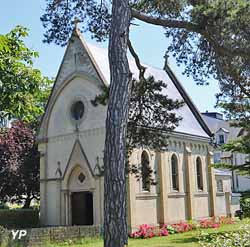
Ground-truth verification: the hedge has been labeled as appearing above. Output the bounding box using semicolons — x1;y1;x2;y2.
0;209;39;229
241;197;250;218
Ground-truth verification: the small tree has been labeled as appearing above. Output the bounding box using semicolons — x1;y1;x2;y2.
0;121;39;208
0;26;52;123
0;26;52;208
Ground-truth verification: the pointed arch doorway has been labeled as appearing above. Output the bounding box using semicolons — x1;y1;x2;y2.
71;191;93;225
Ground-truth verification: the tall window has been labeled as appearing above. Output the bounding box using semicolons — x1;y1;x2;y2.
141;151;150;192
196;157;203;190
218;134;225;144
216;180;223;192
171;154;179;191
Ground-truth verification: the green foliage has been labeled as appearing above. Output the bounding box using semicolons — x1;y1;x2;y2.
166;225;176;234
92;76;183;153
127;76;183;152
199;221;250;247
0;225;8;246
241;198;250;218
213;136;250;176
41;1;250;86
0;209;39;229
92;76;184;183
0;203;9;210
0;26;52;123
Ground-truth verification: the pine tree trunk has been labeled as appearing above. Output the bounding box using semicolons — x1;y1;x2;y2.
104;1;131;247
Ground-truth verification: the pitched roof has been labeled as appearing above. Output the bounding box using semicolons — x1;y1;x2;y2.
86;42;211;138
202;114;242;140
39;28;212;140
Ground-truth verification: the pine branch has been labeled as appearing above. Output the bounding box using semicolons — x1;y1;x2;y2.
127;39;146;80
131;9;249;59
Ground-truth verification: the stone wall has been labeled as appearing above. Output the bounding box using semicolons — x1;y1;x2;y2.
9;225;101;246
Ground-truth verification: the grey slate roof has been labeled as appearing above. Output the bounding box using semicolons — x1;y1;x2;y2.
86;42;211;138
202;114;242;140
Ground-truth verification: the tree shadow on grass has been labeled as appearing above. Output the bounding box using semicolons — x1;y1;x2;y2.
169;236;199;244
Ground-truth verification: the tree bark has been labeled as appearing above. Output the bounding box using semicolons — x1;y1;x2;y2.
104;1;131;247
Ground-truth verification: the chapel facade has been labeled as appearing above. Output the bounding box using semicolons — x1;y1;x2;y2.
38;28;233;230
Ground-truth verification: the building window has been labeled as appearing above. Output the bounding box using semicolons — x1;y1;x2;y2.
141;151;150;192
71;101;85;121
216;180;223;192
218;134;225;144
171;154;179;191
196;157;203;191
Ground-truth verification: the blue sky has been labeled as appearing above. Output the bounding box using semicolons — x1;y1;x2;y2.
1;1;220;112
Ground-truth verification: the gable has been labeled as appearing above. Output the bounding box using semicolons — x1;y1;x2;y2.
39;28;211;141
38;29;106;139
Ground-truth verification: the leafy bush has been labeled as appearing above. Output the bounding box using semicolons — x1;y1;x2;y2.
0;225;8;246
171;222;193;233
130;217;235;240
130;224;156;239
0;209;39;228
166;225;176;234
0;203;9;210
199;218;220;229
199;222;250;247
241;197;250;218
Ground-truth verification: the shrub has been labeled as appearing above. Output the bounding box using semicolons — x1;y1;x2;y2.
130;224;156;239
199;222;250;247
199;218;220;229
166;225;176;234
159;224;172;236
171;222;193;233
0;203;9;210
130;217;235;240
219;216;235;225
241;197;250;218
0;209;39;228
0;225;8;246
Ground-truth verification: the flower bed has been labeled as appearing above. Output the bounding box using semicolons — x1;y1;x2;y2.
130;217;235;239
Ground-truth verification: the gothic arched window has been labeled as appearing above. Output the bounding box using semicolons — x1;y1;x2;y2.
196;157;203;190
171;154;179;191
141;151;150;192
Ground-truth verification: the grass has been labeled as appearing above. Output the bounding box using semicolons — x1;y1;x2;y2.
47;222;244;247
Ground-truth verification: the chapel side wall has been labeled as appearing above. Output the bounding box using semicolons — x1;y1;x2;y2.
215;176;232;216
132;150;159;226
167;197;187;222
191;148;210;219
166;143;188;223
216;195;227;216
45;181;61;226
135;197;159;226
131;138;213;227
193;196;210;218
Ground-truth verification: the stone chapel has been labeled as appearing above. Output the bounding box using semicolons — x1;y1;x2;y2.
38;27;233;230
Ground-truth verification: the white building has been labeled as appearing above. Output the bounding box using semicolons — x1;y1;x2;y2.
202;112;250;192
37;28;236;228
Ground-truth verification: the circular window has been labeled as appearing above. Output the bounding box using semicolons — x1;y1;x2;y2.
71;101;85;121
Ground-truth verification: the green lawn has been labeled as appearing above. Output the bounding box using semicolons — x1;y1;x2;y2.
47;222;244;247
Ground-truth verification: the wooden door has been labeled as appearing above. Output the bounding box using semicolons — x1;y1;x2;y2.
71;192;93;225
